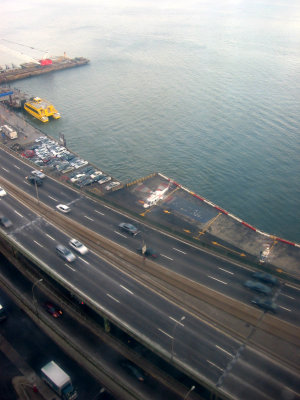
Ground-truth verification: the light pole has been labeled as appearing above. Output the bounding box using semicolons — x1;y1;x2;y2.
32;278;43;317
171;315;185;361
184;385;195;400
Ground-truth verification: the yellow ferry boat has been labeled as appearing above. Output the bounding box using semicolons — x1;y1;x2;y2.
24;97;60;123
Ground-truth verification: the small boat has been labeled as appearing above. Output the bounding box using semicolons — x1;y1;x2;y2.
24;97;60;123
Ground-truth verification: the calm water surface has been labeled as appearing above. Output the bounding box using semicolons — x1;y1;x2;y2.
2;0;300;242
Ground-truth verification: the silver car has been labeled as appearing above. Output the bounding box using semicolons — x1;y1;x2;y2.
56;244;76;262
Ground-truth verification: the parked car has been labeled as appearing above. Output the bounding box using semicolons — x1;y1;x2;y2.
119;222;139;236
251;297;277;313
121;361;146;382
44;301;63;318
56;204;71;213
69;239;88;255
21;149;35;158
31;170;46;179
0;186;7;197
56;244;76;262
98;176;111;185
90;171;103;179
105;181;120;191
252;272;279;286
243;280;271;295
0;216;12;228
26;175;43;186
137;247;159;259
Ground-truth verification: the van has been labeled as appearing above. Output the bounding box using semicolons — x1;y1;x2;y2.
1;125;18;140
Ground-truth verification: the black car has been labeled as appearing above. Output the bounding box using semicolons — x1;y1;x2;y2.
26;175;43;186
252;272;279;286
251;297;277;313
119;222;139;236
0;216;13;228
121;361;146;382
137;247;159;259
44;301;63;318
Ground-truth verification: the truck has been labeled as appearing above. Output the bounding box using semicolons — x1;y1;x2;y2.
41;361;77;400
1;124;18;139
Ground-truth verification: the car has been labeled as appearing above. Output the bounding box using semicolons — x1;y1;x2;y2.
26;175;43;186
69;238;88;255
21;149;35;158
243;280;271;295
56;244;76;262
98;176;111;185
105;181;120;191
0;186;7;197
137;247;159;259
44;301;63;318
70;174;85;183
121;361;146;382
119;222;139;236
31;170;46;179
56;204;71;213
93;174;105;182
0;216;13;228
251;297;277;313
252;272;279;286
90;171;103;179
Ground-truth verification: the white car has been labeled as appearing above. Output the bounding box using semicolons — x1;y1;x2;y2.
70;174;85;183
0;186;7;197
105;181;120;191
98;176;111;185
31;170;46;179
90;171;103;179
69;238;88;255
56;204;71;213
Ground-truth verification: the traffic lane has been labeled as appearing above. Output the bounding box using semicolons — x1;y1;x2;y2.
0;192;42;222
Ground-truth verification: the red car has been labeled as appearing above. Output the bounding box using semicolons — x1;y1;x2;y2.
21;149;35;158
44;302;63;318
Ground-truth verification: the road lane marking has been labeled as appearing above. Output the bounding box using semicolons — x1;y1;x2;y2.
216;345;233;357
2;167;9;172
33;240;43;248
14;210;23;217
207;360;224;372
172;248;186;255
161;254;173;261
208;275;228;285
84;216;94;221
218;267;234;275
169;316;185;327
106;293;120;303
114;231;127;238
79;256;90;265
158;328;173;339
120;285;134;295
64;263;76;271
24;181;30;186
285;284;300;291
48;195;58;201
14;165;21;170
279;306;292;312
281;293;295;300
45;234;55;241
94;210;105;216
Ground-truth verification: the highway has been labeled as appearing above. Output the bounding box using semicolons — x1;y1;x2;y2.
0;185;300;399
0;146;299;326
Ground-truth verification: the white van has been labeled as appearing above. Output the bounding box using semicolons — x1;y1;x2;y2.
1;124;18;139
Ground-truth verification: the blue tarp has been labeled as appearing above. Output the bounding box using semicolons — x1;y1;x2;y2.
0;91;13;98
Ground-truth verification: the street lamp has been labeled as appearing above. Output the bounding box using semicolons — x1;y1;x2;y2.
171;315;185;361
184;385;195;400
32;278;43;317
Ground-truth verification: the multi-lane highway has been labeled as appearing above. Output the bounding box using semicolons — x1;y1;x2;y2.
0;147;299;325
1;146;300;400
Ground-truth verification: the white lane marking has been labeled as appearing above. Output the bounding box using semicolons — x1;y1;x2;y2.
84;216;94;221
33;240;43;248
64;263;76;271
207;360;224;372
120;285;134;295
46;234;55;241
94;210;105;216
169;316;185;327
281;293;295;300
172;247;186;255
24;181;30;186
279;306;292;312
158;328;173;339
2;167;9;172
285;284;300;291
106;293;120;303
208;275;228;285
14;210;23;217
48;195;58;201
79;256;90;265
114;230;127;238
218;267;234;275
14;165;21;170
216;345;233;357
161;254;173;261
